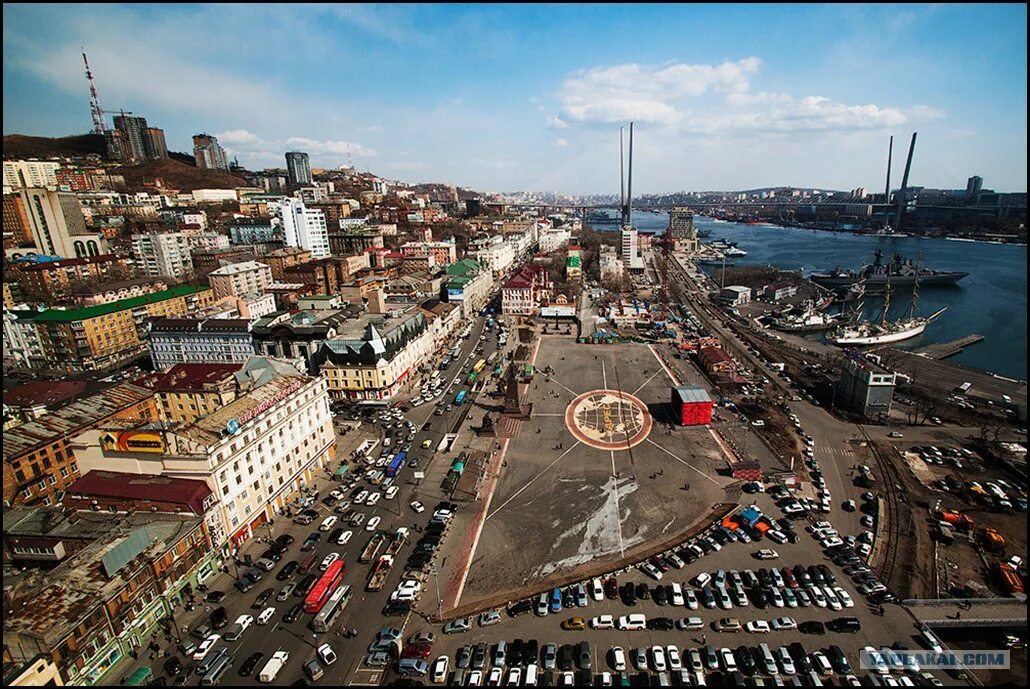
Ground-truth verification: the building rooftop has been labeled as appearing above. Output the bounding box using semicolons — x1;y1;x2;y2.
3;381;89;410
673;386;713;405
209;260;271;277
147;317;253;334
65;470;213;514
3;384;155;460
15;253;128;272
134;363;242;392
3;509;204;647
18;285;210;323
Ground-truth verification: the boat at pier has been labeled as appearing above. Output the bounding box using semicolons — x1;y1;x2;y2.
811;249;967;288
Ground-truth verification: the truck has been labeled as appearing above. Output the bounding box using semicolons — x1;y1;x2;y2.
385;528;409;556
366;554;395;592
258;650;289;683
454;390;467;406
769;362;785;372
994;563;1025;595
359;532;387;564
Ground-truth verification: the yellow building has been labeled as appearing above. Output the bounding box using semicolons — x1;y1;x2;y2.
22;285;214;372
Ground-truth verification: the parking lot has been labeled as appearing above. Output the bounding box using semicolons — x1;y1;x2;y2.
403;486;952;686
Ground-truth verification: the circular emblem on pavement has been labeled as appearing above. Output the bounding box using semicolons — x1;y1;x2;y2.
565;389;653;451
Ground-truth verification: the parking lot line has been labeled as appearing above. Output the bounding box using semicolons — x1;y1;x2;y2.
632;368;664;396
648;344;681;386
645;438;720;485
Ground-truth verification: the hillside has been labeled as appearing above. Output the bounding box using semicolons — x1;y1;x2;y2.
113;157;249;191
2;133;107;159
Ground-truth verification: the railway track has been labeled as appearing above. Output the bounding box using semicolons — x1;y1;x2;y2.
861;428;906;594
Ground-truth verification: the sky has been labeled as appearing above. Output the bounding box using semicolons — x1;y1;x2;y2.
3;4;1027;194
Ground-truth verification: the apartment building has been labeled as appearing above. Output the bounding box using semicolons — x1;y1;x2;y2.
444;258;493;317
134;363;244;423
11;285;215;372
146;318;255;370
279;198;329;258
72;358;337;551
3;160;61;190
468;235;515;277
12;254;132;305
3;508;211;686
18;187;108;259
2;383;160;507
131;232;194;280
320;297;437;402
399;239;457;267
208;260;273;300
501;264;552;315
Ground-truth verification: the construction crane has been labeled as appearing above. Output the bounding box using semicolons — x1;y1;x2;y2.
82;48;108;135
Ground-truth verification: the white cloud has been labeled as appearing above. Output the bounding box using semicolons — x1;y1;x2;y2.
546;115;569;129
553;138;568;147
559;58;761;125
283;137;377;157
215;129;261;145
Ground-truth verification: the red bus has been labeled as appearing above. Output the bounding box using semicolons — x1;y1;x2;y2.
303;560;345;613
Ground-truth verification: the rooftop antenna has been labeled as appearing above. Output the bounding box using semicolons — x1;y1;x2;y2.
894;132;917;233
82;48;108;135
883;135;893;229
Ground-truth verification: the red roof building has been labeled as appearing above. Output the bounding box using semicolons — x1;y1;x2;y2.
63;470;215;516
699;345;734;374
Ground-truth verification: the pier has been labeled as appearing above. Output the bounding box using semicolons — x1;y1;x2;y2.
913;334;985;360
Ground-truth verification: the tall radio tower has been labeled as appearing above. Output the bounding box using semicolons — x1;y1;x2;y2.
82;48;108;135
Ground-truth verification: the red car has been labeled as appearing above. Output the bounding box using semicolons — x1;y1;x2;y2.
650;556;671;573
401;642;433;659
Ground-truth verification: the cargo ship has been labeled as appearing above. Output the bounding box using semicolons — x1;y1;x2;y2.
811;249;967;288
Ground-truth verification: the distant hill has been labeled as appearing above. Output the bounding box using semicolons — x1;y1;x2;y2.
2;133;107;158
113;157;249;191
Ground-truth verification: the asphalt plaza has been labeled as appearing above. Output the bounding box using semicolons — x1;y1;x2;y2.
457;339;737;609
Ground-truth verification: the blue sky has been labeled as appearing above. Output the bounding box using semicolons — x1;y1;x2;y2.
3;4;1026;193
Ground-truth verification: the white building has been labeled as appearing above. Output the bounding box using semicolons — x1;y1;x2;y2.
3;307;44;369
468;235;515;278
278;198;330;258
132;232;194;280
3;160;60;191
146;318;256;370
192;189;238;204
208;260;274;300
621;226;644;271
538;227;572;253
71;359;336;549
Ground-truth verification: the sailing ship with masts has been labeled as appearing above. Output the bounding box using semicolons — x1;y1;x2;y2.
827;252;946;346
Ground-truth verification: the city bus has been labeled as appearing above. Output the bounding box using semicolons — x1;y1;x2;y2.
454;390;468;406
473;359;487;373
303;560;345;613
310;585;351;633
386;452;406;478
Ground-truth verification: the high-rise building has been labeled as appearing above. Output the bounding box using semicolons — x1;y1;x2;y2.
113;114;150;162
278;198;329;258
131;231;194;281
621;225;642;270
3;193;35;245
145;127;168;158
285;151;312;185
669;207;699;252
19;187;107;258
966;175;983;204
3;160;61;191
193;133;229;171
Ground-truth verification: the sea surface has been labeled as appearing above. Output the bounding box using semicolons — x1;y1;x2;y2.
593;210;1028;379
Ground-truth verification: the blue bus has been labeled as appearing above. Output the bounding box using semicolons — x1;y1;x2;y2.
454;390;467;406
386;452;406;478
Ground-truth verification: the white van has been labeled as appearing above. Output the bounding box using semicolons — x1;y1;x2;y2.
257;607;276;625
759;643;778;675
320;516;338;532
524;663;539;686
